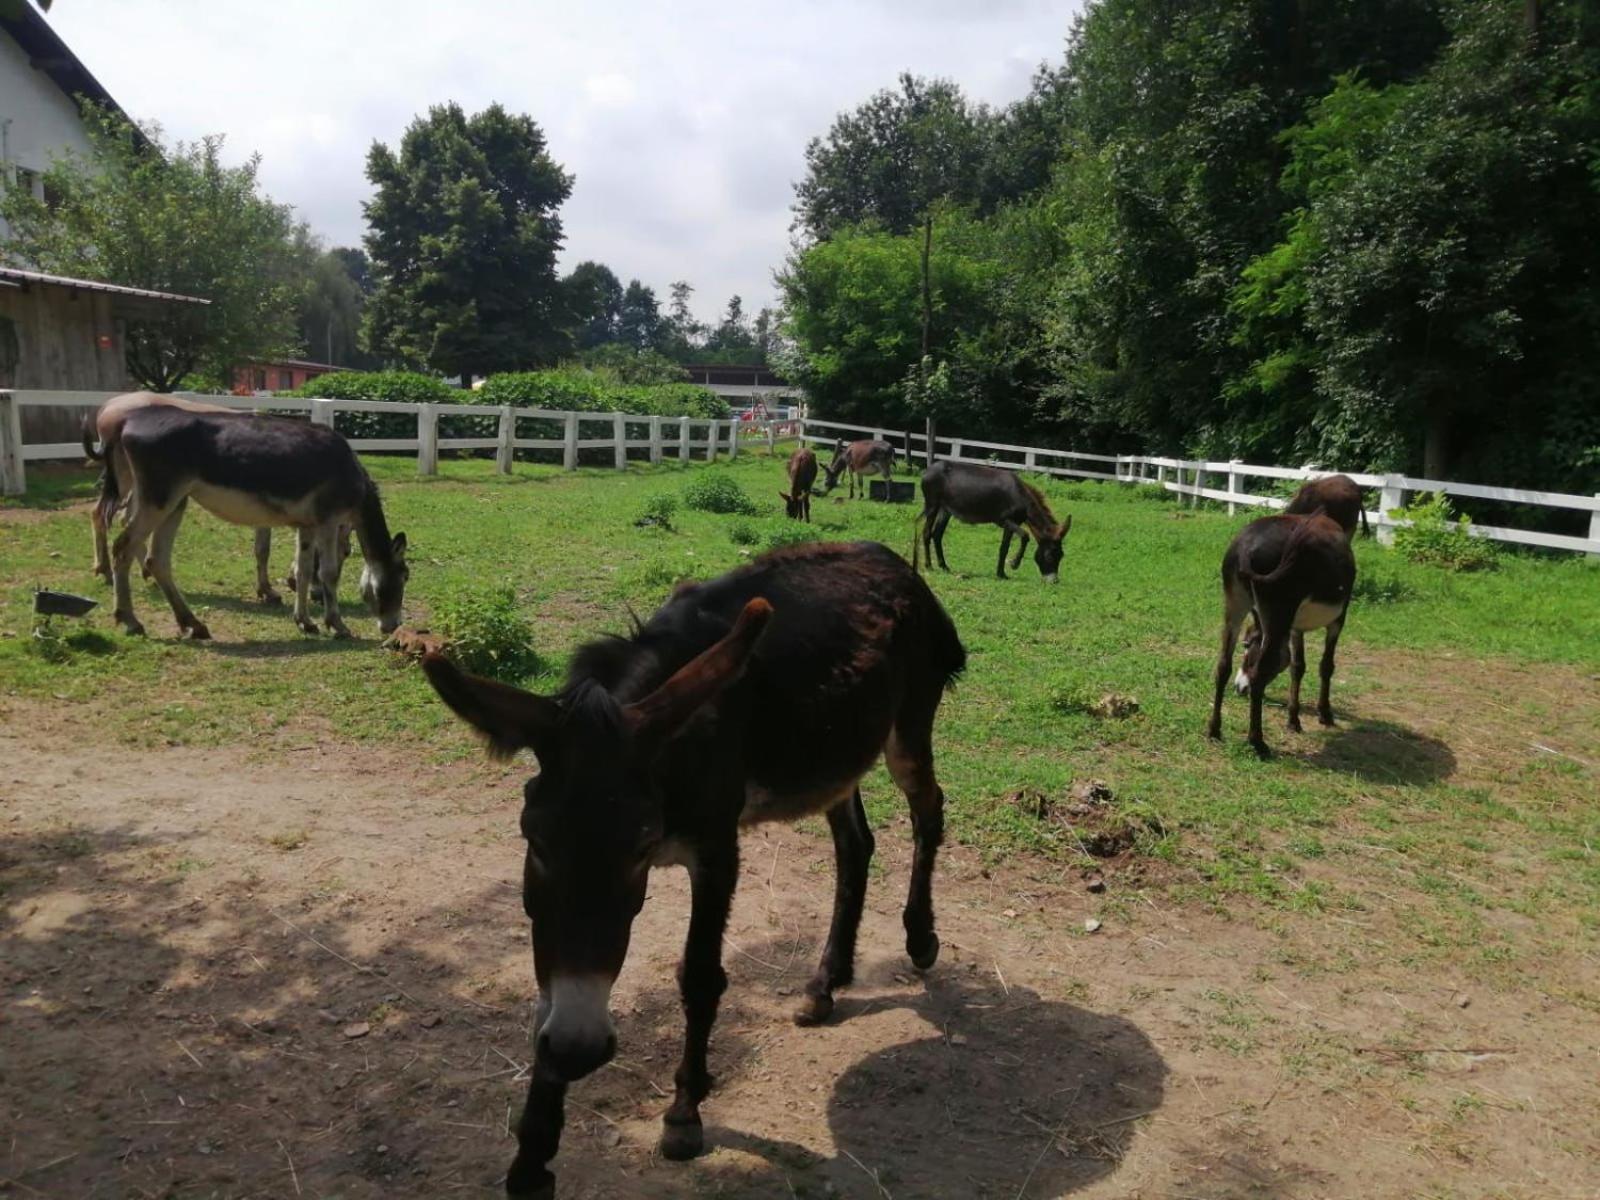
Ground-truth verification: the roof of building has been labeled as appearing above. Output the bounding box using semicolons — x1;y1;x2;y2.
0;265;209;304
241;358;346;372
0;3;131;123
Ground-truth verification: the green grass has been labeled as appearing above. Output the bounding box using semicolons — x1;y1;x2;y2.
3;451;1597;948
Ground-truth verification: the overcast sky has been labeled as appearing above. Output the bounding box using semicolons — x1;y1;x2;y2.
47;0;1080;324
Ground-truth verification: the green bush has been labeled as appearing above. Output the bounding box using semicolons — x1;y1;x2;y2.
1390;492;1499;572
636;494;678;531
1353;570;1412;604
431;585;542;682
576;345;689;384
282;370;475;441
727;520;760;546
476;369;728;419
764;523;819;551
683;473;760;515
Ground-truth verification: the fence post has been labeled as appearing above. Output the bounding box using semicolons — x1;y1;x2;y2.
1227;459;1241;515
727;419;739;460
1024;449;1036;472
1193;462;1206;508
650;416;663;465
950;438;963;461
1378;473;1405;546
705;420;718;462
612;412;627;471
0;390;24;496
311;398;336;429
497;405;515;474
767;420;776;455
417;402;438;476
563;410;579;471
679;415;691;463
1589;496;1600;562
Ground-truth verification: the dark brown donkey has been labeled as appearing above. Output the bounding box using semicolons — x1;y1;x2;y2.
1208;512;1355;757
109;406;408;640
821;437;896;499
1284;473;1369;540
422;541;965;1198
778;445;818;521
915;460;1073;582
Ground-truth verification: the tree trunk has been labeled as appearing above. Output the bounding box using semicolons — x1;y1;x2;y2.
1422;407;1452;480
1525;0;1539;35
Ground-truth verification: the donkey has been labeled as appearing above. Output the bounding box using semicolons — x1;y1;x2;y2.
778;446;818;521
1208;512;1355;757
108;406;408;640
422;540;966;1198
821;438;896;499
915;460;1073;582
1285;474;1369;540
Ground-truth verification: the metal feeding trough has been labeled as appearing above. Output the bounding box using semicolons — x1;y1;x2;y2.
34;589;99;618
868;479;917;504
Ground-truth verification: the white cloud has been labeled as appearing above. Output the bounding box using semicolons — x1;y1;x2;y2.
44;0;1079;324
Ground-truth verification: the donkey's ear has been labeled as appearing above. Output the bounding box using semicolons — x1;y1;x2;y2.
1057;515;1073;539
422;652;560;762
779;491;792;502
625;598;773;751
392;532;408;557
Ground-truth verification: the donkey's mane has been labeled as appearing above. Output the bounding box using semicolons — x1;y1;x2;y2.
356;476;396;562
1019;481;1060;539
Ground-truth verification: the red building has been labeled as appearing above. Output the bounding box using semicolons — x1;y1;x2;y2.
232;358;344;394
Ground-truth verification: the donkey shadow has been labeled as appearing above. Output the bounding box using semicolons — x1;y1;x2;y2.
1301;716;1456;785
690;970;1168;1199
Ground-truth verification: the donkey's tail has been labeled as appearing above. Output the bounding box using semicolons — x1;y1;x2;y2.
82;419;104;462
1359;501;1371;539
1240;509;1322;586
909;510;925;573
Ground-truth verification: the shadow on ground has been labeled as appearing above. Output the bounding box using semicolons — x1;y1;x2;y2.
1303;717;1456;785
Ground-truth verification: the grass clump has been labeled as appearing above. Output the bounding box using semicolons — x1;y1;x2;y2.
1391;492;1499;572
430;584;541;682
683;473;760;515
764;523;819;552
727;520;761;546
635;494;678;531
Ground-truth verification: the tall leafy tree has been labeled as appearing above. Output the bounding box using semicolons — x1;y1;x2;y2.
0;107;309;390
564;260;625;348
297;243;379;368
363;102;572;382
617;280;664;351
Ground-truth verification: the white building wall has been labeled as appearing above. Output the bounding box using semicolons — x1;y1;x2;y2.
1;27;97;236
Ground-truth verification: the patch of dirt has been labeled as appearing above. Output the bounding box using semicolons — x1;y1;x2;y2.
2;706;1597;1199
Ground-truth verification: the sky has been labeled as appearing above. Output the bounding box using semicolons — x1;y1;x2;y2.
46;0;1081;325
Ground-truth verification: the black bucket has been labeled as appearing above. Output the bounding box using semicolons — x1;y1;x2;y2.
34;589;99;618
868;479;916;503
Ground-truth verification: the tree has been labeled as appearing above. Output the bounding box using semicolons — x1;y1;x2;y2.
702;294;755;359
661;280;703;358
0;106;309;390
297;243;379;368
564;260;624;348
363;102;573;382
617;280;664;351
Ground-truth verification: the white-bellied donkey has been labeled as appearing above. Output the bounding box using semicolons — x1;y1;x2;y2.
820;438;896;500
109;406;407;640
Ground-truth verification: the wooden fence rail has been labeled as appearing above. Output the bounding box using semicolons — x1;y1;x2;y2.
0;389;802;496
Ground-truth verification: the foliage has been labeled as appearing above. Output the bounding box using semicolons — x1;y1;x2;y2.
682;473;760;515
279;369;469;439
575;344;687;384
726;519;760;546
564;261;625;349
635;494;679;531
363;102;573;380
474;370;727;419
430;584;542;682
1390;492;1500;572
0;106;310;390
297;243;380;369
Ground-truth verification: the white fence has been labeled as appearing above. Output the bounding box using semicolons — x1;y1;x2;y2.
0;389;802;495
800;417;1600;558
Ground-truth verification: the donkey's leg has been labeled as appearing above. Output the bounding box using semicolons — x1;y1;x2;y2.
932;511;953;571
796;790;874;1027
1010;529;1031;572
1317;612;1346;727
146;500;210;640
661;837;738;1162
111;499;174;637
254;528;282;605
314;522;352;639
1248;629;1289;759
996;526;1014;579
1286;631;1307;733
506;1065;565;1199
90;494;110;581
293;529;319;635
1208;589;1250;740
887;718;945;971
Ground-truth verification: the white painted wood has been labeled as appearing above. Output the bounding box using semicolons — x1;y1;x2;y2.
437;439;501;451
21;440;84;460
1590;497;1600;562
563;411;579;471
613;412;627;470
1227;459;1241;515
727;419;739;460
650;416;663;465
1378;474;1405;547
310;399;336;428
417;403;438;475
0;391;26;495
497;405;516;473
679;415;691;463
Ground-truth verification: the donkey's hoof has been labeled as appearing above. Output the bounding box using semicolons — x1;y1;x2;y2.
1318;713;1337;728
185;622;212;642
908;931;940;971
659;1117;704;1161
504;1158;555;1200
1286;717;1303;734
793;992;834;1027
114;612;145;637
1205;722;1222;741
258;589;283;607
1249;739;1272;761
296;619;320;636
327;623;353;640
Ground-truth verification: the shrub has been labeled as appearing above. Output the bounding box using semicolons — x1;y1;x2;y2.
1390;492;1499;572
1353;570;1412;604
683;473;759;515
727;520;760;546
430;585;541;682
764;523;818;551
476;369;728;419
282;370;473;441
636;494;679;531
576;345;689;384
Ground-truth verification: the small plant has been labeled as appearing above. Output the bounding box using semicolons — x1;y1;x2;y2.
727;520;760;546
682;473;760;515
1353;570;1411;604
764;524;818;551
431;584;542;682
635;493;678;531
1390;492;1498;572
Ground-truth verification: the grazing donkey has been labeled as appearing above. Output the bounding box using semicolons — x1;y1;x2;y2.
422;541;965;1197
915;460;1073;582
778;446;818;521
1208;512;1355;757
108;406;408;640
821;437;896;499
1285;473;1368;540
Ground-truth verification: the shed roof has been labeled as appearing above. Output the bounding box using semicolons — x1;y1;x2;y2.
0;266;209;305
0;3;130;123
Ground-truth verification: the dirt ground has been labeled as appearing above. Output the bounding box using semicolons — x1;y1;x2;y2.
2;666;1597;1200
